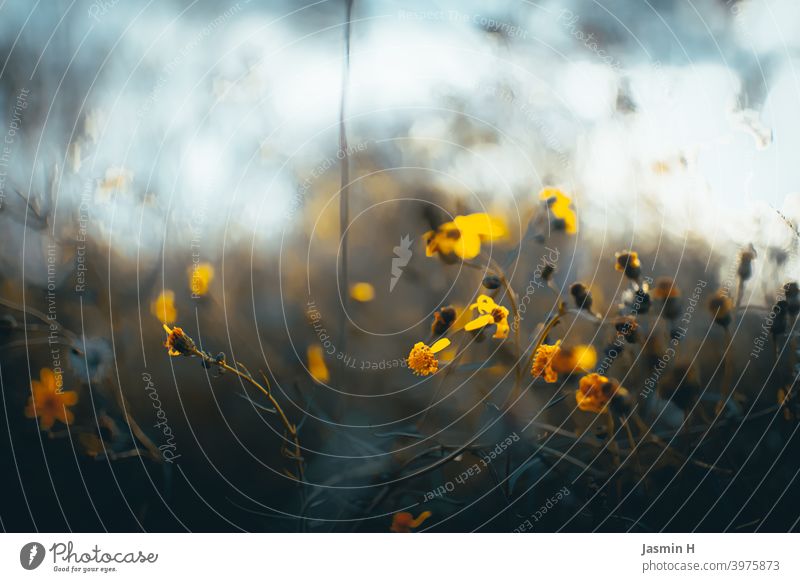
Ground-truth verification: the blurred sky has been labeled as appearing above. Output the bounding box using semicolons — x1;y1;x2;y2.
1;0;799;274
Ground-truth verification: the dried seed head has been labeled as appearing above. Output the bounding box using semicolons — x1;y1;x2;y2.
163;325;196;357
653;277;681;300
569;282;593;311
615;250;641;280
708;289;733;327
613;316;639;343
431;306;457;336
482;275;502;290
737;245;756;281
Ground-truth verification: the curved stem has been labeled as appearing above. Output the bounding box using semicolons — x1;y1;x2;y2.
190;347;305;485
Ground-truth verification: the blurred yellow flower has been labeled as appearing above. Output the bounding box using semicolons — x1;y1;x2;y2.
553;344;597;375
189;262;215;297
391;510;432;533
307;345;330;383
424;213;507;260
25;368;78;431
539;187;577;234
151;290;177;324
531;340;561;383
407;338;451;376
464;294;510;339
575;373;628;413
350;282;375;302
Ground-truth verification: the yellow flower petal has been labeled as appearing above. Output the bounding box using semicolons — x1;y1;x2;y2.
454;213;507;239
455;233;482;259
430;337;451;354
470;294;497;313
464;314;494;331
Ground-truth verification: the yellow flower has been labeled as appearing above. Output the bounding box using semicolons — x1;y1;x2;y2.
350;282;375;302
464;294;510;339
553;344;597;375
575;373;628;413
539;187;577;234
424;213;507;260
307;345;330;383
407;338;451;376
189;262;215;297
25;368;78;431
391;510;432;533
531;340;561;383
151;290;177;324
162;324;196;357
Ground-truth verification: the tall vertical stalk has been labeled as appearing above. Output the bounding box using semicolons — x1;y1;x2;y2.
337;0;353;360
